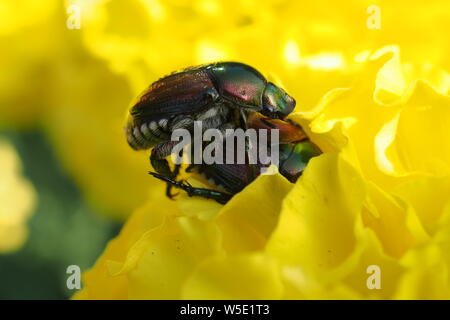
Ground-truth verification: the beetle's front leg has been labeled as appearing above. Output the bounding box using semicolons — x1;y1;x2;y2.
149;172;233;204
150;141;179;176
150;140;183;198
166;163;182;198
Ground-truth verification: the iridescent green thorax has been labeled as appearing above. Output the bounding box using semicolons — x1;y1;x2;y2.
207;62;267;109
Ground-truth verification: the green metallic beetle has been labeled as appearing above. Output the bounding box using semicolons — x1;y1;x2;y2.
125;62;296;185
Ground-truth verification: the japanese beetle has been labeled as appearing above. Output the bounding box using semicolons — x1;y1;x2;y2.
125;62;296;180
150;115;322;204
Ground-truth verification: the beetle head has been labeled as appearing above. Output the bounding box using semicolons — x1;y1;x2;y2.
262;82;296;119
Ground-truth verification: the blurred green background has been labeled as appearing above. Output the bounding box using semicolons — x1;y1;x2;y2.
0;130;121;299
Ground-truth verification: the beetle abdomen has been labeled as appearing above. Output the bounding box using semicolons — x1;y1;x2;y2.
126;117;171;150
126;104;231;150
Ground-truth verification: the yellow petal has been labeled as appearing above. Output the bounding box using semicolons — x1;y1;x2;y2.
279;217;405;299
394;245;450;299
307;49;403;189
74;193;169;299
393;175;450;234
384;81;450;176
176;179;224;221
125;215;223;299
181;253;283;299
362;182;428;258
216;173;292;253
337;224;405;299
266;151;366;280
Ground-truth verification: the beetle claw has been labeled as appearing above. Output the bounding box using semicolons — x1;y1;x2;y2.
166;184;179;199
182;180;193;188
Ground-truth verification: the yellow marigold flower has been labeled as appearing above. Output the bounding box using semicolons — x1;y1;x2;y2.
75;48;450;299
0;140;36;253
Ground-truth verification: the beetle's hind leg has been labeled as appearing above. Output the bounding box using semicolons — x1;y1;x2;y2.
149;172;233;204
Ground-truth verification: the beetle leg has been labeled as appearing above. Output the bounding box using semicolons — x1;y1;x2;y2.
150;142;177;176
165;163;181;199
150;140;185;200
149;172;233;204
